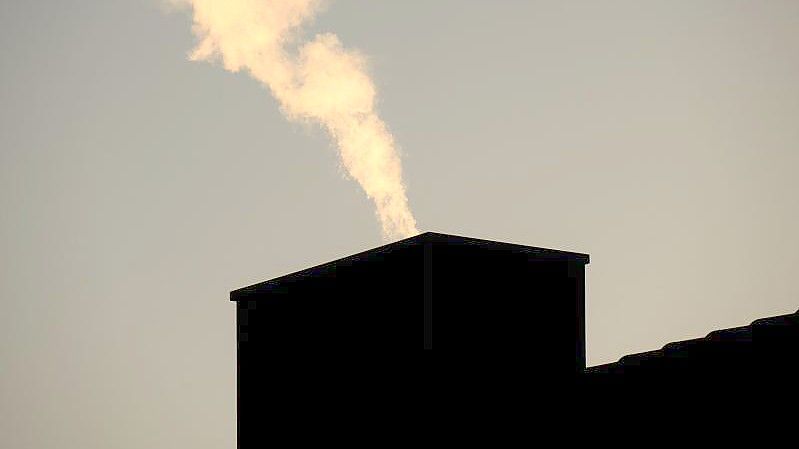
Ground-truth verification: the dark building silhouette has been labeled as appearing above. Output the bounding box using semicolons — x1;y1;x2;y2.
230;232;799;442
230;232;589;445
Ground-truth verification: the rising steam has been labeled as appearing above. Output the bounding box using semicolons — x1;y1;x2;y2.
172;0;418;240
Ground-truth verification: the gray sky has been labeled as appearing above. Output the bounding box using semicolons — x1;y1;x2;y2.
3;0;799;447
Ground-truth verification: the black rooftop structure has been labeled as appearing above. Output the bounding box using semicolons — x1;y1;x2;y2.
231;232;590;446
229;231;799;438
231;231;589;356
584;309;799;387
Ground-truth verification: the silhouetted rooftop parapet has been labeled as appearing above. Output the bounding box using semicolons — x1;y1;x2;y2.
230;231;589;301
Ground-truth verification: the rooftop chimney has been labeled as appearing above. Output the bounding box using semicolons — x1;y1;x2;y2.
230;232;589;445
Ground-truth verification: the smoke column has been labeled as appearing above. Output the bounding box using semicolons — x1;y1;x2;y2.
173;0;418;240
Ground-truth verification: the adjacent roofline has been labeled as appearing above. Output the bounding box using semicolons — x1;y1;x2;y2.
584;309;799;373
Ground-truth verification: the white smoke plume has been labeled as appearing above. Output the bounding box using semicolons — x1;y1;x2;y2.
172;0;418;240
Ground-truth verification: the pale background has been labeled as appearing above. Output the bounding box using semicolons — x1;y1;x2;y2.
3;1;799;447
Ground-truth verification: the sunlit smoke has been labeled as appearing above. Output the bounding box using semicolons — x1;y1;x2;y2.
172;0;418;240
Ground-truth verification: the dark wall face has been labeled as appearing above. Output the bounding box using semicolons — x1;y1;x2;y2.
235;244;424;447
237;243;424;352
429;242;585;374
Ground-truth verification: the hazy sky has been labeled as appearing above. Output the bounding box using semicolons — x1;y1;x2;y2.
3;1;799;447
